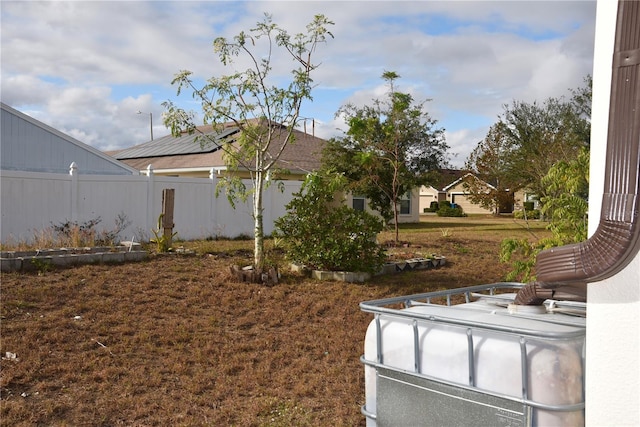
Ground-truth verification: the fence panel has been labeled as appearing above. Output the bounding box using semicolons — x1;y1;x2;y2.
153;175;222;241
1;171;73;242
1;168;303;245
75;173;151;241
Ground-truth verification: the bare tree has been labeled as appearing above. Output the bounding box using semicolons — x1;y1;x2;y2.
162;13;334;271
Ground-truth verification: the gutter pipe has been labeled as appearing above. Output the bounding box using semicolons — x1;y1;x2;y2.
516;0;640;304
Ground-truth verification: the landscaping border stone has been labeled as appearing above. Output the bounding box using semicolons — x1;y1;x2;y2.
292;256;446;283
0;246;148;273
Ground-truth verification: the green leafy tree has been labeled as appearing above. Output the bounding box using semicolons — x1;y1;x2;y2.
464;122;518;214
466;77;591;207
499;96;588;199
274;172;386;274
539;146;590;243
500;146;590;282
324;71;448;242
568;74;593;143
162;14;334;271
489;77;592;282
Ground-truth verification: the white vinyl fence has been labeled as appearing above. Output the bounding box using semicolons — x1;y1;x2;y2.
0;164;302;245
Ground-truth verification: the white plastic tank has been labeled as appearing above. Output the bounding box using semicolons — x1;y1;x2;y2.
361;283;585;427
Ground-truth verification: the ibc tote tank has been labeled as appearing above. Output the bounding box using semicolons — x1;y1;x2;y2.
360;283;585;427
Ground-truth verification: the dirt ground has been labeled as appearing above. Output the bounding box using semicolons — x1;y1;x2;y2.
0;216;548;426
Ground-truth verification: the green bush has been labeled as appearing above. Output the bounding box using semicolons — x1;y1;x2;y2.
501;147;590;281
424;201;439;212
513;209;541;220
436;205;465;217
438;200;451;210
500;236;562;282
274;173;387;274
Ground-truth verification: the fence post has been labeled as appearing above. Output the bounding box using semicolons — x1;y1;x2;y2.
146;165;155;235
69;162;78;222
209;168;217;236
161;188;175;247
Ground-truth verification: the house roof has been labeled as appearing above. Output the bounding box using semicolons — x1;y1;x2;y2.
424;169;470;191
443;172;496;192
113;126;238;160
110;121;327;174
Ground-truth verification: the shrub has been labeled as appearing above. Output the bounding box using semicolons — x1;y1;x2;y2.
499;236;562;282
50;213;131;247
424;201;439;213
274;172;386;274
150;214;178;253
51;218;102;247
438;200;451;210
513;209;541;220
501;147;589;281
436;205;465;217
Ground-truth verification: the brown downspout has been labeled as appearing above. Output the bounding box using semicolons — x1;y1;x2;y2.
516;0;640;305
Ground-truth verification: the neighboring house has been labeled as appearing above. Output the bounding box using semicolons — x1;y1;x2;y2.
110;121;326;180
344;189;421;224
444;173;515;214
111;122;424;223
419;169;468;213
419;170;516;215
1;103;137;175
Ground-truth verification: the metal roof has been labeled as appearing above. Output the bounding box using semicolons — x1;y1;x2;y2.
114;127;239;160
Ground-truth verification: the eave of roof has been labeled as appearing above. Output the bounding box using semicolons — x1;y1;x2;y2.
443;172;496;191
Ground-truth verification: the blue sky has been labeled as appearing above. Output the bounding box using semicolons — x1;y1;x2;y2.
1;1;596;168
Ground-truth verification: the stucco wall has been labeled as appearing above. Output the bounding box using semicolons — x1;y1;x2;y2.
585;1;639;425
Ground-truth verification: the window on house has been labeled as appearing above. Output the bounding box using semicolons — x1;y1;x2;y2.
352;195;365;211
399;193;411;215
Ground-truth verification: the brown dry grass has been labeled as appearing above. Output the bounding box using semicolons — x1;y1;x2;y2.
0;215;548;426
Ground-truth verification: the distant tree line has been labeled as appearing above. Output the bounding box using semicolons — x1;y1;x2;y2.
464;76;591;219
464;76;592;281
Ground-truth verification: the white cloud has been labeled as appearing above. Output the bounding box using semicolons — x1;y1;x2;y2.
1;75;57;105
445;127;488;168
1;0;596;169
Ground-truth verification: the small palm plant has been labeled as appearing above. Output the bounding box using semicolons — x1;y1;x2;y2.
150;214;177;253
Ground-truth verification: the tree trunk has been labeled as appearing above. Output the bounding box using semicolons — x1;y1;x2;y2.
254;170;265;271
392;170;400;243
393;198;400;243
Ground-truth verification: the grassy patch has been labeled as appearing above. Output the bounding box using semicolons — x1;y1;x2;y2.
0;215;549;425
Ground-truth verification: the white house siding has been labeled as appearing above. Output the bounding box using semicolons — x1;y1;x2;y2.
419;186;441;213
1;103;137;175
345;188;420;224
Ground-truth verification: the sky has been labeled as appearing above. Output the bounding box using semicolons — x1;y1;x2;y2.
1;1;596;168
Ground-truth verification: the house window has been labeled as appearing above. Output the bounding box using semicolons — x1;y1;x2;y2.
399;193;411;215
352;195;366;211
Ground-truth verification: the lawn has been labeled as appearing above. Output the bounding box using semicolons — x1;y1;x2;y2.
0;215;549;426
